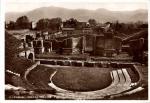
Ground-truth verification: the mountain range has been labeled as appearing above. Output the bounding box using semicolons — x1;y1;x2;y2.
5;6;148;23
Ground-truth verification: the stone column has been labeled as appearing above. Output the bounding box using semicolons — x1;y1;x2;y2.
50;42;52;52
82;36;85;54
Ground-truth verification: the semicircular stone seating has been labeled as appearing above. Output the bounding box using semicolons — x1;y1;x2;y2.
47;64;132;100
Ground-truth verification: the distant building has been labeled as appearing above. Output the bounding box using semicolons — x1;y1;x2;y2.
77;22;87;29
25;21;123;57
82;27;93;34
83;32;122;57
33;39;44;54
43;41;52;53
122;29;148;63
62;28;75;36
42;31;49;40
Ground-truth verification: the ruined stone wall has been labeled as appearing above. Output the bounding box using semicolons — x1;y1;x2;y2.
84;35;94;52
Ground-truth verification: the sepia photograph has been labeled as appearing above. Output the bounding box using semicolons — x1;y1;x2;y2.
4;0;148;100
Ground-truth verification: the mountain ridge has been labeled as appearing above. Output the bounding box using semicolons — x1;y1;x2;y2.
5;6;148;23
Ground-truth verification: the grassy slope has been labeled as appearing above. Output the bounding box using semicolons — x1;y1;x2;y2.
6;72;37;90
27;65;56;90
6;57;34;75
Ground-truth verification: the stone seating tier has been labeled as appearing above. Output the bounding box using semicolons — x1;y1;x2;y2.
46;67;132;99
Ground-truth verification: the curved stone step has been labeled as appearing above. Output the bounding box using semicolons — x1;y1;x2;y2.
32;65;132;99
122;68;131;85
117;69;126;84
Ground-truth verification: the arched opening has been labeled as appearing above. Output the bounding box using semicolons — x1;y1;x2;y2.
28;53;34;61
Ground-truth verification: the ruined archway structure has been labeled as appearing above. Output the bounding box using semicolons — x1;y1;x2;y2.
28;52;34;61
18;48;35;61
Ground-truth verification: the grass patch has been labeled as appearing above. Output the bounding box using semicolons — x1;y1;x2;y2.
52;67;112;91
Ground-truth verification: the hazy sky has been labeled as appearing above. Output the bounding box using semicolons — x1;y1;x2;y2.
6;0;148;12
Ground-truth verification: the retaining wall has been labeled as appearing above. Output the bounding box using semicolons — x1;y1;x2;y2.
37;59;137;68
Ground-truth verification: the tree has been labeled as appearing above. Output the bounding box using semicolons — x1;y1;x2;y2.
49;17;62;31
16;16;30;29
88;19;97;27
64;18;78;28
36;17;62;31
114;20;119;31
36;18;50;30
6;21;16;30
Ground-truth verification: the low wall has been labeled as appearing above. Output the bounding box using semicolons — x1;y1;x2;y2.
24;61;40;80
37;59;137;68
6;70;20;77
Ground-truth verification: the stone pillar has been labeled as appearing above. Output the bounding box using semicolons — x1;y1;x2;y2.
50;42;53;51
82;61;84;67
54;60;57;65
29;42;33;48
93;36;96;56
82;36;85;54
69;60;72;66
41;40;44;48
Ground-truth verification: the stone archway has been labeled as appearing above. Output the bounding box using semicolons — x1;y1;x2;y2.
28;53;34;61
